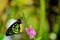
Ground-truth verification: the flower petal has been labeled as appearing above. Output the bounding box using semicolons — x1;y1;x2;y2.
26;28;30;35
29;25;34;31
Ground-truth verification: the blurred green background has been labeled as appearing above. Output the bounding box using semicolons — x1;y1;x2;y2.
0;0;60;40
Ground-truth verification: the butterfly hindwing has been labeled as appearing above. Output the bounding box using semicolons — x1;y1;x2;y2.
12;22;20;34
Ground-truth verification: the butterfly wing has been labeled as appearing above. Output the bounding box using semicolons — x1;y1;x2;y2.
6;25;14;36
6;22;20;36
6;19;23;36
12;23;20;34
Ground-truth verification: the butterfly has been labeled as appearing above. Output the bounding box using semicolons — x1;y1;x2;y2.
6;19;23;36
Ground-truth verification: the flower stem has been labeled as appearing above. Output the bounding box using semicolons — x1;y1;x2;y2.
19;7;28;27
39;0;46;37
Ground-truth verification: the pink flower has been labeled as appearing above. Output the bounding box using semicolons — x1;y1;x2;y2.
26;25;36;39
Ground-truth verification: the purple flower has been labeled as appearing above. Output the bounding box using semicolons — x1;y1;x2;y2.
26;25;36;39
